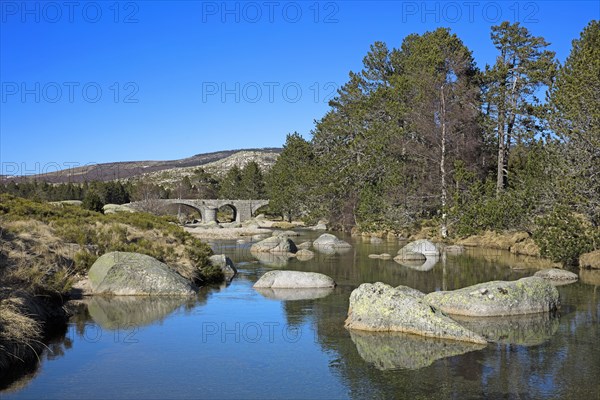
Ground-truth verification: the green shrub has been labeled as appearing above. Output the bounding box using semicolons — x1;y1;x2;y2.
533;206;599;266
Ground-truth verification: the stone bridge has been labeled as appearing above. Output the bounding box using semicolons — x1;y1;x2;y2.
128;199;269;223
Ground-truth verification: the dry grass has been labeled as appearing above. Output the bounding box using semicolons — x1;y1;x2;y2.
0;295;43;372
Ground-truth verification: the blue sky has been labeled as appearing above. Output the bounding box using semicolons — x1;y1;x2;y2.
1;1;598;175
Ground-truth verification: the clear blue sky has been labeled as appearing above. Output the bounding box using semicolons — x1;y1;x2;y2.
1;1;598;175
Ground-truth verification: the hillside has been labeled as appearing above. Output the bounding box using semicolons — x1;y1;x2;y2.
138;149;281;187
4;148;281;184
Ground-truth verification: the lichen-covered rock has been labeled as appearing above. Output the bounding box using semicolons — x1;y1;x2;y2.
395;285;426;299
424;277;560;317
297;241;312;250
350;330;485;370
250;236;297;254
534;268;578;284
295;249;315;261
398;239;440;257
88;252;196;296
344;282;487;344
579;250;600;269
253;270;336;289
313;233;351;249
208;254;237;277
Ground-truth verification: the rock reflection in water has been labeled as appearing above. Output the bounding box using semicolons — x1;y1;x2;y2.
251;251;291;267
579;269;600;286
452;312;560;346
350;330;486;371
85;296;191;330
397;256;440;271
255;287;334;301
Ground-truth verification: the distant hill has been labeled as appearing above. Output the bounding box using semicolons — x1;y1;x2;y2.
3;148;282;184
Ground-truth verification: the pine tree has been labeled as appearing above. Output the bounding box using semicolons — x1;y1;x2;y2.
484;21;557;195
240;161;265;199
219;165;242;199
549;20;600;224
268;133;314;221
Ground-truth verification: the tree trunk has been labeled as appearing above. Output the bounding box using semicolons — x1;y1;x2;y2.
496;108;506;196
440;85;448;238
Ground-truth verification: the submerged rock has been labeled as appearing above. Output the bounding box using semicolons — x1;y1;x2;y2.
88;252;196;296
534;268;578;284
254;287;334;301
254;270;336;289
424;277;560;317
344;282;487;344
350;330;485;370
250;236;297;254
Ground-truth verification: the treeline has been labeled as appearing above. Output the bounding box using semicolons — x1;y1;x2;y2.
0;161;268;210
266;21;599;264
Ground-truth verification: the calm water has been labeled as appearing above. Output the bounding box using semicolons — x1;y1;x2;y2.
3;232;600;399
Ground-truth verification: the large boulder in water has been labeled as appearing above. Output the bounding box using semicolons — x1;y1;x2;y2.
313;233;351;247
424;277;560;317
313;233;351;253
344;283;487;344
250;236;297;254
534;268;578;285
88;252;196;296
397;239;440;257
253;270;336;289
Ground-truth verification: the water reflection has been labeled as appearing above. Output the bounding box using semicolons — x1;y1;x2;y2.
579;269;600;286
255;287;334;301
452;312;560;346
85;296;194;330
250;251;292;267
4;231;600;400
349;330;486;370
395;256;440;271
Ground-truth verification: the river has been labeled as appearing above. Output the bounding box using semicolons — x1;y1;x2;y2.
3;231;599;399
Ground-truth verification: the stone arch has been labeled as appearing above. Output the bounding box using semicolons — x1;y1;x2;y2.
169;201;205;222
216;203;238;223
251;200;270;215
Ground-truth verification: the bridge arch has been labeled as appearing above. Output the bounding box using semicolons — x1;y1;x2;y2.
168;200;206;222
216;203;237;223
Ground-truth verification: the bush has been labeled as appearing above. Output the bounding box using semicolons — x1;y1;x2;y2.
533;206;599;266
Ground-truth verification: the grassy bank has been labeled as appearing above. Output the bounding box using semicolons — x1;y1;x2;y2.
0;194;220;384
